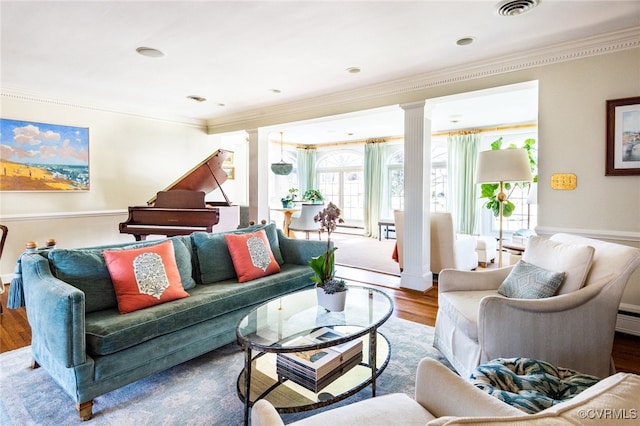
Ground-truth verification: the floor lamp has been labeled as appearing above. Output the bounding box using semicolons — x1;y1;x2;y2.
475;149;533;267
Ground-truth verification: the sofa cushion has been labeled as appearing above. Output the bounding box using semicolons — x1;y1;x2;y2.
48;236;195;313
225;229;281;283
85;263;313;355
438;290;499;341
191;223;284;284
498;260;565;299
522;236;594;295
104;240;190;314
470;357;600;414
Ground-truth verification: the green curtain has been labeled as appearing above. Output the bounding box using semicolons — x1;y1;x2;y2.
447;133;480;234
297;147;317;193
364;142;384;238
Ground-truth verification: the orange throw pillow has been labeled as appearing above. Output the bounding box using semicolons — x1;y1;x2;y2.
224;229;281;283
103;240;189;314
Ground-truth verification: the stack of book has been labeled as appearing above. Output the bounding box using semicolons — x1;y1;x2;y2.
276;327;363;393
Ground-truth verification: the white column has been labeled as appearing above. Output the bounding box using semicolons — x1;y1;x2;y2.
246;128;270;224
399;101;433;291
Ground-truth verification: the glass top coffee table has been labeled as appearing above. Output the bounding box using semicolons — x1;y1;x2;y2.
236;285;394;425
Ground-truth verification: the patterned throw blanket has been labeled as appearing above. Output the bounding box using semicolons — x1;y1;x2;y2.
470;357;600;414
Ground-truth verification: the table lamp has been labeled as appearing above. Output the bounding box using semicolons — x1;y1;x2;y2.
475;148;533;267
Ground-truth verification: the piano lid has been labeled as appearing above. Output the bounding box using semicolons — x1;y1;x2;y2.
147;149;232;205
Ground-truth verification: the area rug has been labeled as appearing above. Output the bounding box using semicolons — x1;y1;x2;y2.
0;316;451;426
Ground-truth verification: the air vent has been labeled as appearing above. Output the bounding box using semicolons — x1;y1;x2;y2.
497;0;539;16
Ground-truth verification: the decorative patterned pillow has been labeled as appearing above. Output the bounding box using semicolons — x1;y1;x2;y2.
191;223;284;284
471;357;600;414
523;236;594;294
103;240;189;314
498;260;565;299
224;229;281;283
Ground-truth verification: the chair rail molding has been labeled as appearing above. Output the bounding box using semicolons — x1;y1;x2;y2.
0;209;128;222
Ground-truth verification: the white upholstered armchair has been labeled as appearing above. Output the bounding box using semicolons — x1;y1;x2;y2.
393;211;477;274
434;233;640;379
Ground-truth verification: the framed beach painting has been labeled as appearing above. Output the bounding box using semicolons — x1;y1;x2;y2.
606;96;640;176
0;119;89;191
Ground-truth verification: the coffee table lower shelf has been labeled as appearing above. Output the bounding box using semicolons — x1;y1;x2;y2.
237;331;390;414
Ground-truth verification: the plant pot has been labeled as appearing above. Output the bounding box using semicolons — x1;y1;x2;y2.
281;200;294;208
316;288;347;312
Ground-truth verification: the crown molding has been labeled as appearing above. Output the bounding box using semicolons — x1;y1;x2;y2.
0;90;208;129
206;27;640;134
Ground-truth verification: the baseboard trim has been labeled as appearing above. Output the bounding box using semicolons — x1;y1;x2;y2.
617;304;640;336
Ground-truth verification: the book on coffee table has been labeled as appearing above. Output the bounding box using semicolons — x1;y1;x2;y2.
277;351;363;392
277;327;363;381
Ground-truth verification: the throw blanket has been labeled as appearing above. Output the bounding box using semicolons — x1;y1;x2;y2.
470;357;600;414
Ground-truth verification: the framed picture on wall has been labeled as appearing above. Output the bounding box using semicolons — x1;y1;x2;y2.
224;167;235;180
606;96;640;176
223;152;234;166
0;118;90;190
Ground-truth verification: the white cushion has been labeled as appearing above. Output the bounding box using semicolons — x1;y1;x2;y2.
291;393;435;425
522;236;594;295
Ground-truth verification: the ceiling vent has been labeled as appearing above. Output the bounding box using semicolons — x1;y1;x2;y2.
497;0;539;16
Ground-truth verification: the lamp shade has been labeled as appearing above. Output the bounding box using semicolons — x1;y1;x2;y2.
475;148;533;183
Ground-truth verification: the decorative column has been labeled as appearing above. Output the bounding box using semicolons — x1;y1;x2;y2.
399;101;433;291
246;128;270;224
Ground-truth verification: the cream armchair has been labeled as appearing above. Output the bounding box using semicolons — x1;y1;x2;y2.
252;356;640;426
434;233;640;379
251;357;521;426
393;211;477;274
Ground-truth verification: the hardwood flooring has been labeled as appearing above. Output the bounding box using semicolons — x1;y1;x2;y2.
1;273;639;375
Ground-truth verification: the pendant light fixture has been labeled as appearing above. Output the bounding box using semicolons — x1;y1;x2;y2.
270;131;293;175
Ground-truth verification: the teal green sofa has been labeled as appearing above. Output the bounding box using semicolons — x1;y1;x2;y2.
18;223;324;420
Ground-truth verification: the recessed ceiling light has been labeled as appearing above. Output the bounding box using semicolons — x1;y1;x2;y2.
497;0;539;16
186;95;207;103
456;37;475;46
346;67;361;74
270;89;281;94
217;103;226;107
136;47;165;58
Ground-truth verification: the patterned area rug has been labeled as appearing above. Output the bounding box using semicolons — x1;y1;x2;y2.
0;316;451;426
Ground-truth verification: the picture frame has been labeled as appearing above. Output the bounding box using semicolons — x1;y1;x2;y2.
1;118;90;190
224;167;235;180
606;96;640;176
223;152;234;166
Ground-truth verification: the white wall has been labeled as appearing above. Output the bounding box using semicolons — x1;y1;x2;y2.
0;97;248;279
2;47;639;306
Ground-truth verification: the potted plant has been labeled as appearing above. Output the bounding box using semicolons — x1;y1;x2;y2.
480;137;537;218
280;187;298;208
308;202;347;311
302;188;324;204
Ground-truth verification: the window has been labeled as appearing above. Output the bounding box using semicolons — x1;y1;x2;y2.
316;151;364;226
388;151;404;212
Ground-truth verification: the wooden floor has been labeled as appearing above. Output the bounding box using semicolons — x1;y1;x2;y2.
2;272;639;375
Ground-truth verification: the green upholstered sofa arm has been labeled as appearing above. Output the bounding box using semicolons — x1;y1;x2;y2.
21;253;87;368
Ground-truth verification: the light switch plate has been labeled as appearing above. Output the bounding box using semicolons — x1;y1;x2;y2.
551;173;577;190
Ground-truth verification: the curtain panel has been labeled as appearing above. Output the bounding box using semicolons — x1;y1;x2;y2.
296;147;317;193
447;133;480;234
364;142;384;238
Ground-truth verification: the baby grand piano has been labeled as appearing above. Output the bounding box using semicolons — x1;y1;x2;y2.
119;149;235;241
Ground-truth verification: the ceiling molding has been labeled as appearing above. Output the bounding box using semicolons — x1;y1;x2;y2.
2;27;638;132
0;90;208;129
206;27;640;134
